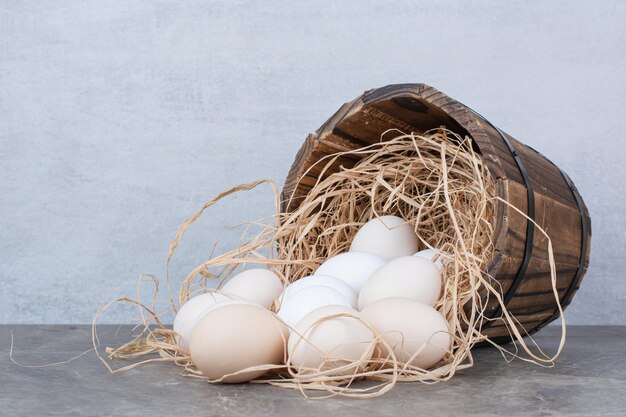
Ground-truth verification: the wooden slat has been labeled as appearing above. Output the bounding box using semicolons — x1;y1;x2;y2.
281;83;591;344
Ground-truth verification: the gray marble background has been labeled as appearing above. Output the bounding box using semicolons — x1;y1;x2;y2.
1;0;624;324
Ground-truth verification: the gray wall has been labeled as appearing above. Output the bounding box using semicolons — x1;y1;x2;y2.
1;0;624;324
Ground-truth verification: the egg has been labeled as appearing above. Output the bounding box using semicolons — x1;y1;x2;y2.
414;248;448;271
288;305;375;376
358;256;442;310
221;268;284;308
282;275;357;308
350;215;420;260
278;286;351;328
173;292;232;349
360;297;451;370
315;251;386;292
189;302;288;383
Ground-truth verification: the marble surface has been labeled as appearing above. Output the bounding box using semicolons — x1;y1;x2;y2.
0;325;624;416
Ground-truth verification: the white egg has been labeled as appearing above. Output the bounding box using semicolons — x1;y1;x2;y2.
221;268;284;308
350;215;420;260
315;251;386;292
358;256;442;310
173;292;232;349
288;305;375;376
282;275;357;308
414;248;448;271
278;286;351;328
360;297;451;370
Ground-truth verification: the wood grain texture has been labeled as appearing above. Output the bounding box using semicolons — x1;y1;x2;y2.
281;84;591;342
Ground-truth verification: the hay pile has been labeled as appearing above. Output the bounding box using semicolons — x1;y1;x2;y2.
94;128;564;398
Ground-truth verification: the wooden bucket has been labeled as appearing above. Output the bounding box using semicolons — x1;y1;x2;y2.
281;84;591;342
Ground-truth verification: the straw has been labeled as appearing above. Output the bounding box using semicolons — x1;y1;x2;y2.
93;128;564;398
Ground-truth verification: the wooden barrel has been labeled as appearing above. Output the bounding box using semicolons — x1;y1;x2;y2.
281;84;591;342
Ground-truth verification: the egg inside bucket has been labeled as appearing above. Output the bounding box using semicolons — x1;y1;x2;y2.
278;285;351;328
315;251;385;292
360;297;451;370
414;248;448;271
349;215;420;260
282;275;357;308
189;302;288;383
288;305;375;376
358;256;442;310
